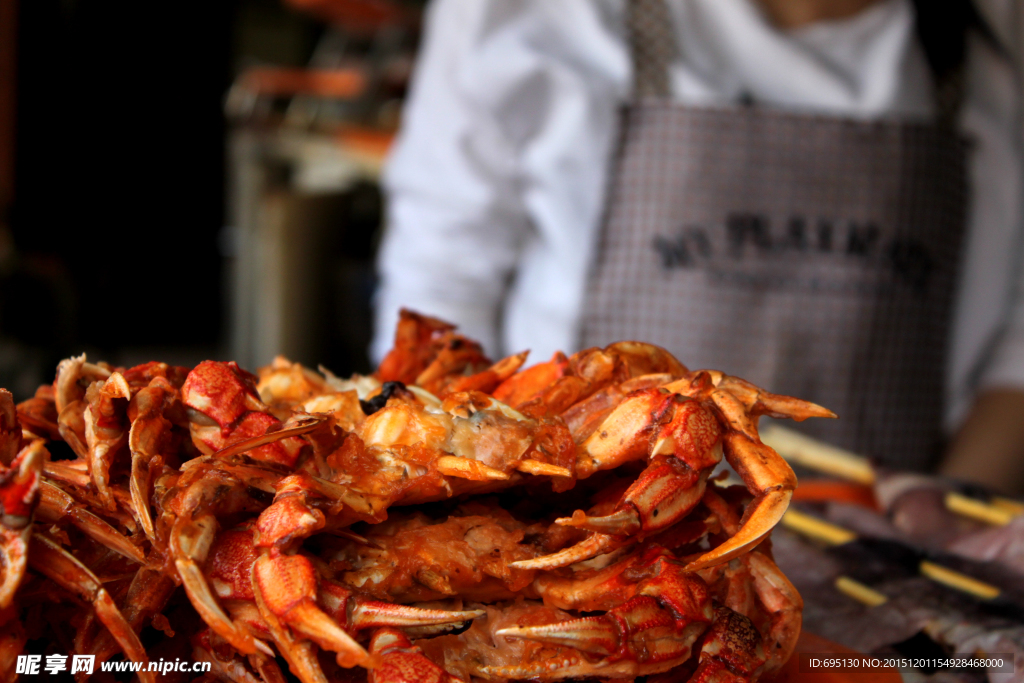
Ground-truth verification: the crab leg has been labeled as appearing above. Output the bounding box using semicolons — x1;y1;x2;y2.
0;440;43;608
0;396;43;610
29;533;155;683
492;351;570;408
744;551;802;672
129;452;160;542
53;354;111;412
175;513;273;656
169;472;277;656
684;433;796;572
127;378;185;541
439;350;529;397
16;389;62;442
85;566;178;672
252;573;330;683
85;371;132;511
209;415;326;461
37;480;144;564
349;601;485;630
252;553;485;668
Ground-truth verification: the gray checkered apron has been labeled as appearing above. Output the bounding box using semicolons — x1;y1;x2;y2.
579;0;968;469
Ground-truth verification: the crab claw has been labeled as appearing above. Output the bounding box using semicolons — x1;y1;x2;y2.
174;514;274;657
0;440;44;608
562;462;711;537
183;360;313;467
497;594;707;677
253;553;368;668
170;473;276;657
502;547;715;678
684;433;795;572
512;396;721;570
252;571;332;683
369;628;466;683
712;374;835;422
665;373;835;443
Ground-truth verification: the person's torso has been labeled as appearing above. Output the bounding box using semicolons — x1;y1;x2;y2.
487;0;1018;435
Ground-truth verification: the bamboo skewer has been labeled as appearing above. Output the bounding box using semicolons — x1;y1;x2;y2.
834;576;889;607
919;561;1001;601
992;497;1024;516
760;424;875;485
782;508;857;545
944;492;1015;526
763;425;1024;525
781;509;1002;602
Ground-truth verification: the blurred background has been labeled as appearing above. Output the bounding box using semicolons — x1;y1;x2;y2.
0;0;420;400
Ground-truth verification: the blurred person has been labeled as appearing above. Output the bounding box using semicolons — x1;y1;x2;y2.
372;0;1024;492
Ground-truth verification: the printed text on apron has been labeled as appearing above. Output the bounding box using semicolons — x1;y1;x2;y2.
579;0;968;470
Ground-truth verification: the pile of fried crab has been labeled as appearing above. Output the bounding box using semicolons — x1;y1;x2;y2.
0;310;836;683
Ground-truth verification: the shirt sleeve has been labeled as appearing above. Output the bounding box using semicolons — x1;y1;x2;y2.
949;11;1024;419
372;0;543;362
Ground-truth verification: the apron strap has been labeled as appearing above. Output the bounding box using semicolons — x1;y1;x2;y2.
911;0;1000;128
627;0;676;99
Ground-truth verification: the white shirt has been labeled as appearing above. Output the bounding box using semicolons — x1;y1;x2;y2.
374;0;1024;432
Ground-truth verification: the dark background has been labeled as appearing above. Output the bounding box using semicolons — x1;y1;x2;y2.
2;0;410;399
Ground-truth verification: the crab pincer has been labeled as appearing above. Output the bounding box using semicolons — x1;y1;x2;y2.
182;360;316;468
494;546;714;679
513;368;833;571
512;390;723;570
248;488;486;680
248;547;484;680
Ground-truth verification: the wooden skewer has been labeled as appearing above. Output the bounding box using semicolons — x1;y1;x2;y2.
919;561;1001;601
944;492;1014;526
781;509;857;545
835;576;888;607
991;497;1024;517
760;427;1024;524
760;424;875;485
782;509;1002;602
